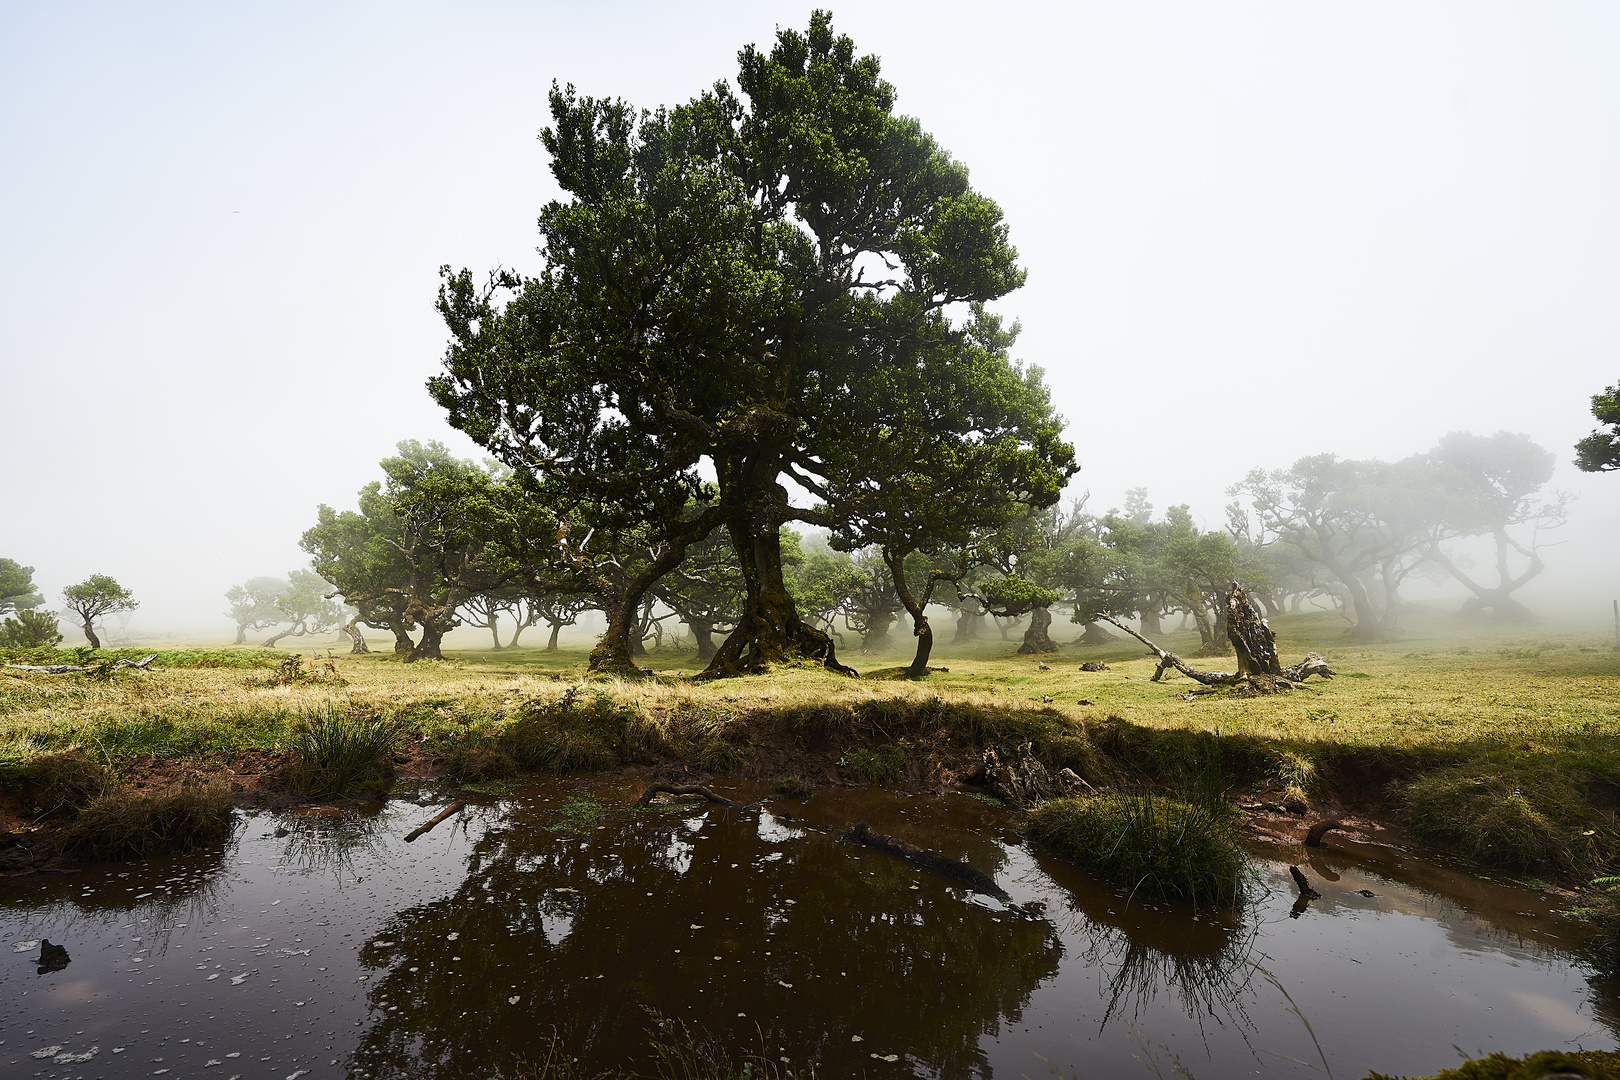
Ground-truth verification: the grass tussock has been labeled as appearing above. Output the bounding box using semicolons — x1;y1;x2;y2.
56;779;235;861
1574;879;1620;978
1;749;115;815
441;744;519;784
1398;764;1619;875
284;707;403;796
502;689;634;773
1027;792;1251;909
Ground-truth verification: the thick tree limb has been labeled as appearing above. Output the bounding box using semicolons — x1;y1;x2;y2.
1094;615;1234;685
634;783;742;808
6;655;159;674
404;800;465;842
1304;819;1344;847
844;821;1012;903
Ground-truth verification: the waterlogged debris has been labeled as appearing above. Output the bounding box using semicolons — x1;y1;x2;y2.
374;940;395;947
30;1045;64;1058
206;1060;223;1067
778;980;793;988
207;973;220;980
689;924;703;930
13;939;40;952
508;995;521;1004
230;972;252;985
286;1070;310;1079
870;1053;900;1062
446;932;460;941
277;948;310;956
54;1047;99;1063
226;1052;241;1058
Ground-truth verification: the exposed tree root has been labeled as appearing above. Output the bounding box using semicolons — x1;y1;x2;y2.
1305;819;1344;847
1290;865;1321;899
634;783;742;808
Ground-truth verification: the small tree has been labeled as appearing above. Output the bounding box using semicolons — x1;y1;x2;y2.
0;558;44;616
0;608;62;648
61;574;137;649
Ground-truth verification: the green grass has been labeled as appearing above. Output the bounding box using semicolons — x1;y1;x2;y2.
285;707;403;796
1027;790;1253;909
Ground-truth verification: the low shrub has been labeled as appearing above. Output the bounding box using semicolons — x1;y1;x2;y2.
285;708;402;796
1027;792;1251;909
502;689;631;773
442;744;518;784
56;780;235;860
1398;765;1619;875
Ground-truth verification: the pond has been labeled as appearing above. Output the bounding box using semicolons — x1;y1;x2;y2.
2;780;1615;1079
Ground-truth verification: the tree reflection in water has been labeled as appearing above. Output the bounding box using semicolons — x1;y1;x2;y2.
348;796;1062;1079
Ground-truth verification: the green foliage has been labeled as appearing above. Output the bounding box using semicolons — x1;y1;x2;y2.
56;779;235;861
545;794;607;833
1027;792;1251;909
841;744;910;783
431;12;1072;672
1575;381;1620;473
0;557;44;615
0;607;62;647
974;575;1059;618
285;708;403;796
1399;764;1619;874
1364;1049;1620;1080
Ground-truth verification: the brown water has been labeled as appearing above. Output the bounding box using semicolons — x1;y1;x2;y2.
2;781;1615;1079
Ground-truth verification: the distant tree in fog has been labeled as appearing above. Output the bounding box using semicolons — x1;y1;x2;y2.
1425;431;1567;621
224;575;287;645
1229;456;1434;640
1575;383;1620;473
0;558;44;616
60;574;137;650
261;569;344;648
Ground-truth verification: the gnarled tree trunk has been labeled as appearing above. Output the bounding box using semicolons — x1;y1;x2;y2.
1016;606;1058;655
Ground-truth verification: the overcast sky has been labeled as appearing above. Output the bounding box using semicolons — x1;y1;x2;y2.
3;1;1617;639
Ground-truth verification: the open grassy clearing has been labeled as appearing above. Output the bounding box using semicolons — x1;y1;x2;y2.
3;610;1619;884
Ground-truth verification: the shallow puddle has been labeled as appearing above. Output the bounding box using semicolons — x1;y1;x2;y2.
2;782;1615;1079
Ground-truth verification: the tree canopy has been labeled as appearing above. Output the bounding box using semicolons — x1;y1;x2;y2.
1575;382;1620;473
430;11;1074;677
0;558;43;616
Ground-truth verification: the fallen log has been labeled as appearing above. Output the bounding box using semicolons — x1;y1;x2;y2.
404;800;465;842
845;820;1012;903
1099;589;1338;694
634;783;742;809
1282;653;1336;682
1094;615;1233;685
5;655;160;674
1289;865;1321;900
